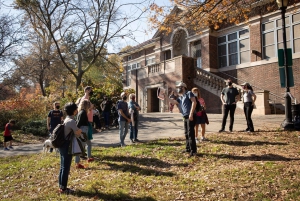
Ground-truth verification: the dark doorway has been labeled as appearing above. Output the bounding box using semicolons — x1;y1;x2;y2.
151;88;160;112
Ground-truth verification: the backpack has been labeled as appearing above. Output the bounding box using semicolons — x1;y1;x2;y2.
50;123;68;148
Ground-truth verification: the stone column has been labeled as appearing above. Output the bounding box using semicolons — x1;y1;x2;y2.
252;90;271;115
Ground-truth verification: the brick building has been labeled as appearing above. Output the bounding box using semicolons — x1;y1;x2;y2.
121;2;300;115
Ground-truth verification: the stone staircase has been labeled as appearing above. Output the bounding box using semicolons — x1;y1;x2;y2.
193;68;285;115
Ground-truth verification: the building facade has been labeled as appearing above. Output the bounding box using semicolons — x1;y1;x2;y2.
121;3;300;115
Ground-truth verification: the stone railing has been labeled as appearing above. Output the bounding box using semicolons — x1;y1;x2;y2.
148;63;162;74
195;68;227;91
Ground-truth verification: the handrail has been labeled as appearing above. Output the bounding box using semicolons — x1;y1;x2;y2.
218;70;285;101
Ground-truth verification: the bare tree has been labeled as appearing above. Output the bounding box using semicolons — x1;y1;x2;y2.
15;0;154;92
0;1;25;98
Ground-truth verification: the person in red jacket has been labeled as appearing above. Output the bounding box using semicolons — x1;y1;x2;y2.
3;119;16;151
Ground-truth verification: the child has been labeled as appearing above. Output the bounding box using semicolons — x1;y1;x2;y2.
3;119;16;150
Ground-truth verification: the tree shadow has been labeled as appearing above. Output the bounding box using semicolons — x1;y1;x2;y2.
100;162;175;177
75;189;156;201
202;153;300;161
101;155;187;168
210;140;288;146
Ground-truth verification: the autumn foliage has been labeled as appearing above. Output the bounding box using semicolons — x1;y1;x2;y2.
149;0;279;33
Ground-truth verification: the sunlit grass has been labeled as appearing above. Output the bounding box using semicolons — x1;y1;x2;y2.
0;131;300;200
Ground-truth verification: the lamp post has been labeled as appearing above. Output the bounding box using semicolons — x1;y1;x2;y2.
276;0;293;130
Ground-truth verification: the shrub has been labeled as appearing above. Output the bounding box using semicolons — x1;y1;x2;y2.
21;119;48;136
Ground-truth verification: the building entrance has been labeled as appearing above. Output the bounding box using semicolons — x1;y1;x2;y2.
147;88;160;112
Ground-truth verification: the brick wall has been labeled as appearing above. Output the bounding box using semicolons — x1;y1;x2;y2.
250;23;262;62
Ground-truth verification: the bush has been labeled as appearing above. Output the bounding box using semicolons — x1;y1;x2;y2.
21;119;48;136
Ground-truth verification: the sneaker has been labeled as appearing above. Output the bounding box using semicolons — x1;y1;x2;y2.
201;137;208;141
9;146;13;149
130;139;135;143
76;164;85;169
121;143;127;147
59;188;75;194
229;129;233;132
87;158;94;162
219;129;225;132
134;139;140;142
3;147;9;151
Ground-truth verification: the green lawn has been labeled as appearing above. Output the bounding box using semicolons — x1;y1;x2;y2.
1;131;300;200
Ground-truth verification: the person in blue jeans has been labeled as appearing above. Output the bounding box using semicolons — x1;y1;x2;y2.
128;93;141;143
165;82;197;157
58;102;82;194
117;92;131;147
100;96;112;130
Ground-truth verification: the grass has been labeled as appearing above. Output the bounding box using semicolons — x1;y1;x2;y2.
1;130;300;200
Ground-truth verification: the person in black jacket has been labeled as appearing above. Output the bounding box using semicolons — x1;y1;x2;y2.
75;99;91;169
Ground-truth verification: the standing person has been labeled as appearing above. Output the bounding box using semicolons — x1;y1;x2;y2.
78;86;94;162
75;100;91;169
191;87;207;142
165;82;197;157
92;106;102;132
117;92;131;147
241;82;256;132
111;102;119;128
58;102;82;194
219;78;240;132
100;95;112;130
47;102;63;152
169;91;175;113
128;93;141;143
3;119;16;150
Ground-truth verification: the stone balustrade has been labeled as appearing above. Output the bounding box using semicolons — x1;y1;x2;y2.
195;68;227;91
148;63;162;74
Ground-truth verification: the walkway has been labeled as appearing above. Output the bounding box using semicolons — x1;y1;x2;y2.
0;113;285;157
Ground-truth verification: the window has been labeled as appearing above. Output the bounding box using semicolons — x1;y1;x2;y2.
262;12;300;59
218;29;250;67
132;63;137;69
146;57;155;65
128;56;132;61
164;50;171;60
191;40;202;68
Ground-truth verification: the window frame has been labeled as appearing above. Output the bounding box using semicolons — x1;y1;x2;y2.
262;12;300;59
218;29;250;68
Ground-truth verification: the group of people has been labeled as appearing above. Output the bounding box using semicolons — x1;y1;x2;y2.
3;78;256;193
166;78;256;157
219;78;256;133
45;87;142;194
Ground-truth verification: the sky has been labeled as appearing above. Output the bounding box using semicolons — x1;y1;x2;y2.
1;0;172;53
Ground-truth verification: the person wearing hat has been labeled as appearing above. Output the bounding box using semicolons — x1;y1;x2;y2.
165;81;197;157
117;92;131;147
219;78;240;132
241;82;256;132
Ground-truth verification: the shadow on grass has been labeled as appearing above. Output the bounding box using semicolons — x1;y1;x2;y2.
202;153;300;161
75;189;156;201
101;155;187;168
100;162;175;177
211;140;288;146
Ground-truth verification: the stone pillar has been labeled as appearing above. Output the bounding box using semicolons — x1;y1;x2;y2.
252;90;271;115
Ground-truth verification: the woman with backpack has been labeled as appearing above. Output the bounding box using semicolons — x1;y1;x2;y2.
59;102;82;194
191;87;207;143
